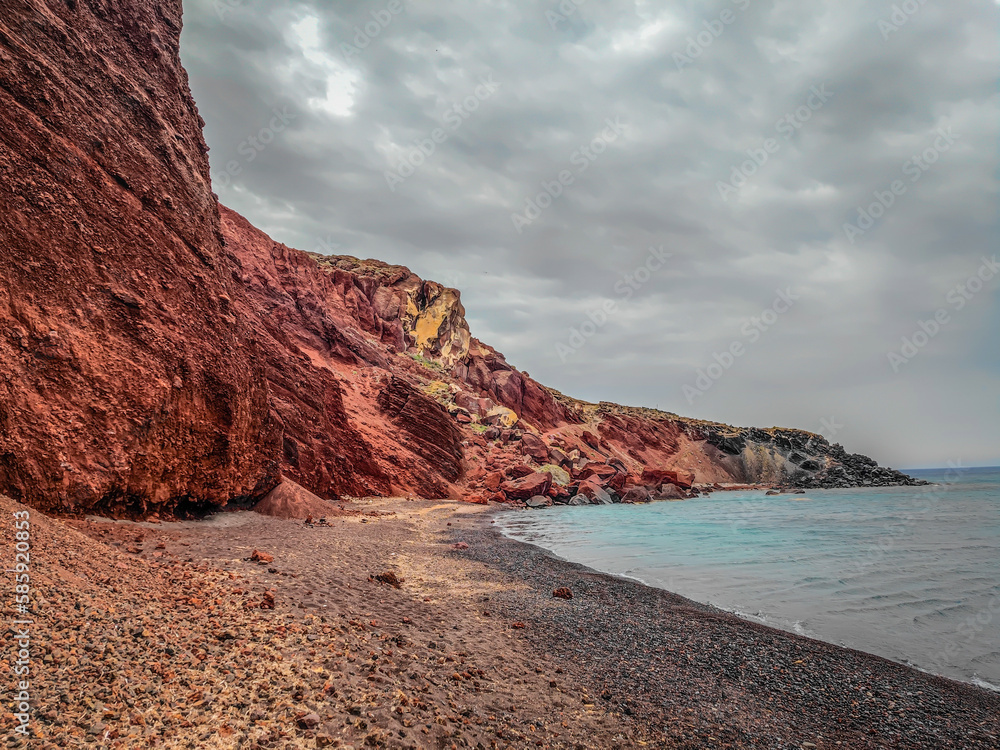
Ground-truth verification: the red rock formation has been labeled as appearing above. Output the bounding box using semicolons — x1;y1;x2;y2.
0;0;280;514
0;0;924;516
501;472;552;501
519;433;549;462
376;377;464;488
221;208;454;500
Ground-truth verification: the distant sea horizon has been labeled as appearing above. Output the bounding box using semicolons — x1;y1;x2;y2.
903;464;1000;472
498;466;1000;692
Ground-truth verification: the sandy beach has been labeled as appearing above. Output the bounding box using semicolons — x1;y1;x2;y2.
3;495;998;749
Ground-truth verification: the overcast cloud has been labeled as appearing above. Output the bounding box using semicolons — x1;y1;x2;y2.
179;0;999;469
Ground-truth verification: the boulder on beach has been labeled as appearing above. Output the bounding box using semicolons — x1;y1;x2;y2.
654;483;686;501
576;480;614;505
500;471;553;500
641;467;695;489
621;487;651;504
520;432;549;462
506;464;535;479
548;446;571;467
484;471;504;491
539;464;571;486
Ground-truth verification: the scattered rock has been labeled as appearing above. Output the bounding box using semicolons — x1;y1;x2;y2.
483;471;504;491
374;570;404;588
553;587;573;600
640;467;695;490
548;447;571;467
539;463;571;486
655;484;687;501
250;549;274;564
484;405;518;428
296;712;321;729
621;487;651;504
505;464;534;479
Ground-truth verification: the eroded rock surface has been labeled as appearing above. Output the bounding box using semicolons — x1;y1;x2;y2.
0;0;280;515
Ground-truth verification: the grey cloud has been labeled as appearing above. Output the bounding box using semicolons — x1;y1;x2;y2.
180;0;999;468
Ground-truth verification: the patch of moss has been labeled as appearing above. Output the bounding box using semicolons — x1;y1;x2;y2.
539;464;570;486
421;379;452;403
407;351;445;373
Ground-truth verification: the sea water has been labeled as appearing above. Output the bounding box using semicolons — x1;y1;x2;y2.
496;466;1000;691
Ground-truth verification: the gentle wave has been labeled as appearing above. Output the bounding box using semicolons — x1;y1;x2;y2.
497;468;1000;690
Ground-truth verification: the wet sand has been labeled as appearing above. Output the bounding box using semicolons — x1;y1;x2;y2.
3;495;998;748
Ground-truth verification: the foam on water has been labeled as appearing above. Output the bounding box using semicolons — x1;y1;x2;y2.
497;466;1000;689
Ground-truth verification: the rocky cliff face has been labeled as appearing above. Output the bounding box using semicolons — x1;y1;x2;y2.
220;208;466;500
0;0;280;515
684;421;918;488
0;0;923;517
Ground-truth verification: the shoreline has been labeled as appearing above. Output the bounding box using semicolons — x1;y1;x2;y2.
490;504;1000;695
468;504;1000;748
7;494;998;748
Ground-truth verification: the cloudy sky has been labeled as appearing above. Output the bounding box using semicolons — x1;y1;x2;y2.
179;0;999;469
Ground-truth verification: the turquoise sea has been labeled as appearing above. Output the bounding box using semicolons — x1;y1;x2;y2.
496;466;1000;691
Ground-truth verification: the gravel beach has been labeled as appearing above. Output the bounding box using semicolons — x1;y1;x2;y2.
2;495;997;749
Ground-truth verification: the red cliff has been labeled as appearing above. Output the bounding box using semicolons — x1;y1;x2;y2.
0;0;924;517
0;0;279;514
